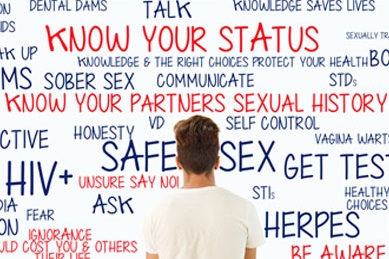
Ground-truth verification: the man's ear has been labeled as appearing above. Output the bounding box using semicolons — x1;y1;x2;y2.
176;156;182;170
214;156;220;170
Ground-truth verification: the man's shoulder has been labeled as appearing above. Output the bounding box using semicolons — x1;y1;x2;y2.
147;186;253;212
215;187;254;206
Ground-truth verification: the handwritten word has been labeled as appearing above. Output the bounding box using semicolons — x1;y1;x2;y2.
357;133;389;145
74;125;134;140
129;174;156;188
329;72;356;87
21;46;39;60
78;175;125;189
209;56;249;67
129;93;226;113
46;25;130;52
346;0;375;11
252;56;295;67
5;93;66;112
345;186;389;198
77;56;140;68
76;0;107;12
5;161;73;196
75;93;122;113
265;210;359;238
284;153;328;180
101;139;176;172
103;72;135;90
292;244;387;259
44;72;96;90
0;21;15;33
341;153;388;180
30;0;108;12
220;140;275;173
219;23;319;53
30;0;71;11
260;116;319;130
252;185;275;200
321;244;385;259
26;208;55;221
0;240;17;252
156;73;254;88
329;55;368;67
0;197;17;212
315;133;353;145
306;0;342;11
28;228;92;241
0;129;49;149
225;115;256;130
0;197;18;236
0;218;18;236
312;93;387;113
291;244;311;259
143;0;192;19
94;240;138;253
93;194;134;214
0;47;15;60
129;174;180;189
0;3;11;14
0;67;32;90
143;25;206;52
233;0;303;12
347;198;388;211
233;93;304;113
0;3;13;33
370;49;389;67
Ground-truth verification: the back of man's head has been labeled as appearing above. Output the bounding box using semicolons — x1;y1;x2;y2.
174;115;220;175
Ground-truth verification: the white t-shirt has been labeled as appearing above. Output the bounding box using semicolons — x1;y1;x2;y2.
142;186;266;259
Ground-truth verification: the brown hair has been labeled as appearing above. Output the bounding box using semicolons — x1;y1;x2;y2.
174;115;220;174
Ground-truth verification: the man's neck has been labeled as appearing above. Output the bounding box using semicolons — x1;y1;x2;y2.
182;171;215;188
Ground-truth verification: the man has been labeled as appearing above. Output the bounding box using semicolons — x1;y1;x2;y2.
142;115;265;259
